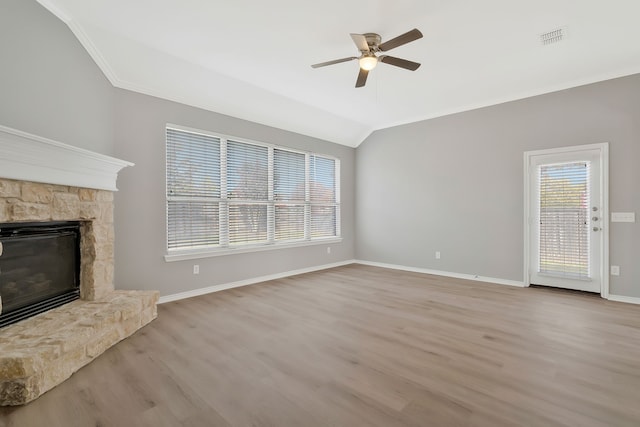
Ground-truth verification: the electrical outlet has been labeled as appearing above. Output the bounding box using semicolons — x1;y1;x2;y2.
611;265;620;276
193;264;199;275
435;251;441;259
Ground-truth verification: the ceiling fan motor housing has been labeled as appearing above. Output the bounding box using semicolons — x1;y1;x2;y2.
362;33;382;52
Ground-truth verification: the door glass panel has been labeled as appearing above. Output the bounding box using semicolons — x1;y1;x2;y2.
538;161;590;279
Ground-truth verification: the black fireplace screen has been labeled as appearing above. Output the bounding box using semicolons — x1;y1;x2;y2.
0;221;80;328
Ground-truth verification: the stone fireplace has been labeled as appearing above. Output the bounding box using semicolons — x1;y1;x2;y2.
0;125;158;406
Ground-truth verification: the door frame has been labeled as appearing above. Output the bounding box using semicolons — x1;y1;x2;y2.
523;143;609;298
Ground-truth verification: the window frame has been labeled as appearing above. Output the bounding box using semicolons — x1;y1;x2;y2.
165;124;342;262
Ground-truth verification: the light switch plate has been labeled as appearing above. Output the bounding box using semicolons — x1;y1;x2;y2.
611;212;636;223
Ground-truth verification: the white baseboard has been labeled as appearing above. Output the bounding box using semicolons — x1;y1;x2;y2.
158;258;640;305
354;260;526;288
607;295;640;305
158;259;356;304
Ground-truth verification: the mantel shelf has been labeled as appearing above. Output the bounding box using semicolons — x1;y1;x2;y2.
0;125;133;191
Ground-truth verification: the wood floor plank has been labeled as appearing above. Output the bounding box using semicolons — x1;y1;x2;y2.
2;264;640;426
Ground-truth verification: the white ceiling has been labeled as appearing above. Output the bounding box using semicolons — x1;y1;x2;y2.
37;0;640;147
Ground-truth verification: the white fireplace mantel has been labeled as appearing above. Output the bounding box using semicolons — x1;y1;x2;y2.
0;125;133;191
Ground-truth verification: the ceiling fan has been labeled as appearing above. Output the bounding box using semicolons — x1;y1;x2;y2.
311;28;423;88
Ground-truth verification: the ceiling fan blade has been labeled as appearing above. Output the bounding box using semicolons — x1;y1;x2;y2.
350;33;370;52
311;57;357;68
355;68;369;88
378;28;423;52
379;55;421;71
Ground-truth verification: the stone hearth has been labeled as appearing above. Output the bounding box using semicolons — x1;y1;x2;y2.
0;125;158;406
0;291;157;405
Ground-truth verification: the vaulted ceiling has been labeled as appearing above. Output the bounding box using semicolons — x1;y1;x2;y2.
37;0;640;147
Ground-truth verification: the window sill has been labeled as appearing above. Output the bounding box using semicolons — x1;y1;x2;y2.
164;237;343;262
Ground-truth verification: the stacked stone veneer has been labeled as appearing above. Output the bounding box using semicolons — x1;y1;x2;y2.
0;178;158;406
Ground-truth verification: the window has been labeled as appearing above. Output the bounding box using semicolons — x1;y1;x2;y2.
310;155;339;238
227;140;269;245
166;126;340;256
166;129;221;250
274;148;306;241
538;161;590;279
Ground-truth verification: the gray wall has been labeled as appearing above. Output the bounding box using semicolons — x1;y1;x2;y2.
0;0;114;155
113;89;356;296
356;73;640;297
4;0;638;299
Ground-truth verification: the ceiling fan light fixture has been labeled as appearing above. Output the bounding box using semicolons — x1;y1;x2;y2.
359;55;378;71
311;28;422;87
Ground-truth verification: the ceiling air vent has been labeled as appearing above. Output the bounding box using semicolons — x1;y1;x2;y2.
540;27;566;45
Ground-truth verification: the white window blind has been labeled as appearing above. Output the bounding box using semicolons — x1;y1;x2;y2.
310;155;338;238
166;127;340;254
227;141;269;246
274;149;306;242
538;161;590;279
166;128;221;250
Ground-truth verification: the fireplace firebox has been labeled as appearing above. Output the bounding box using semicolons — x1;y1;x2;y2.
0;221;80;328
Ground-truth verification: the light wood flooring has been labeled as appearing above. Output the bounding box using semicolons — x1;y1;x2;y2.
2;264;640;426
